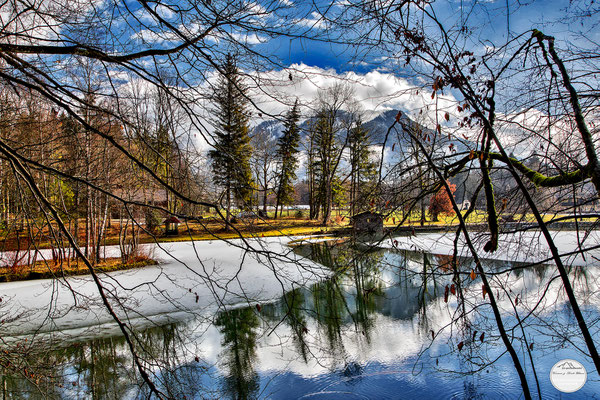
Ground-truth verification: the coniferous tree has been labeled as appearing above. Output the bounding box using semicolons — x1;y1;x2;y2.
274;100;301;218
348;120;378;215
209;54;255;227
312;108;340;225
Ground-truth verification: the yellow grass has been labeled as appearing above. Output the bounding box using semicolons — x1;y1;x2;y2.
0;257;157;282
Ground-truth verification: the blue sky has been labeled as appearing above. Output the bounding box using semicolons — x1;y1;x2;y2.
106;0;600;82
246;0;600;74
15;0;595;138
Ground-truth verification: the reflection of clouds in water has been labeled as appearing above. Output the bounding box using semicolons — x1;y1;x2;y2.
253;312;438;376
1;238;599;398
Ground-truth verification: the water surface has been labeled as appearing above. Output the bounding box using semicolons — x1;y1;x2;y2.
0;237;598;399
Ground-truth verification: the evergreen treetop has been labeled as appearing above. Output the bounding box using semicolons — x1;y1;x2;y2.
209;54;255;214
275;100;301;213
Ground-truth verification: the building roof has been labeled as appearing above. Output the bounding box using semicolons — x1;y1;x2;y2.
164;216;181;224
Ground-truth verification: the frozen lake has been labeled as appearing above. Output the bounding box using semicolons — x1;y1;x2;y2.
0;237;328;340
0;233;598;399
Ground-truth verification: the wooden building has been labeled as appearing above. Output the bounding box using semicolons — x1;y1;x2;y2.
351;211;383;234
164;216;181;235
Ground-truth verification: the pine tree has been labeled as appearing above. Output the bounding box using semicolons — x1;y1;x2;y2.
313;108;338;225
348;120;378;215
209;54;255;227
274;100;301;218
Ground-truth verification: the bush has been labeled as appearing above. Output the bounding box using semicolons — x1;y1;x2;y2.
145;208;161;233
295;209;304;219
429;181;457;222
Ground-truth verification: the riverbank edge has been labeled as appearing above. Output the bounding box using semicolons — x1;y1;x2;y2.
2;220;596;282
0;258;158;282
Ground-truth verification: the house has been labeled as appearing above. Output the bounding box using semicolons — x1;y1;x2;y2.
351;211;383;234
164;216;181;235
111;187;168;219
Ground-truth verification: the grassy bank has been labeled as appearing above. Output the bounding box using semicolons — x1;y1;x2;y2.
1;216;332;251
0;257;158;282
1;211;592;254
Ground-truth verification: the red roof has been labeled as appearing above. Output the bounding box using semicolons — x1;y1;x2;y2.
164;216;181;223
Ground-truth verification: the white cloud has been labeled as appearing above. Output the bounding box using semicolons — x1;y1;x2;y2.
119;64;462;153
493;108;592;160
133;23;270;46
246;1;268;15
294;12;328;29
244;64;458;130
0;0;103;44
155;4;175;20
134;4;176;24
229;31;268;45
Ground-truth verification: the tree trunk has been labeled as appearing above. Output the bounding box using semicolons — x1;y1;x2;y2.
262;168;268;214
225;183;231;231
321;179;332;226
95;193;109;262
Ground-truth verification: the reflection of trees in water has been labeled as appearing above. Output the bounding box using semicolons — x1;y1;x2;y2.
311;277;347;362
2;241;597;398
299;240;600;393
0;321;212;399
0;335;135;399
137;323;211;399
215;307;260;400
571;265;593;299
374;250;442;325
68;336;132;399
292;241;447;369
282;289;310;363
0;347;63;399
0;242;436;399
303;242;387;360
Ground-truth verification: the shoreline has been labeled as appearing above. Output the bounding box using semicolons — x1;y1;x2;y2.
0;257;158;282
2;221;599;282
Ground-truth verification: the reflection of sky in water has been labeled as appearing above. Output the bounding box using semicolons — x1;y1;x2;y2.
1;240;599;399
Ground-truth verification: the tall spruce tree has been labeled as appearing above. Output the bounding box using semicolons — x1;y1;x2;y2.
312;108;339;225
274;100;301;218
348;120;378;215
209;54;255;227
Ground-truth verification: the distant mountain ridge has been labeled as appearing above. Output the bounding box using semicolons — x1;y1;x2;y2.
252;109;423;145
252;109;472;153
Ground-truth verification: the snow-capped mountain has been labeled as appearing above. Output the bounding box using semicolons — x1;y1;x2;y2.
252;109;473;154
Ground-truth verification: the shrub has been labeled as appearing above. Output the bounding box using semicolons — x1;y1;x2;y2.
145;208;161;233
429;181;457;221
